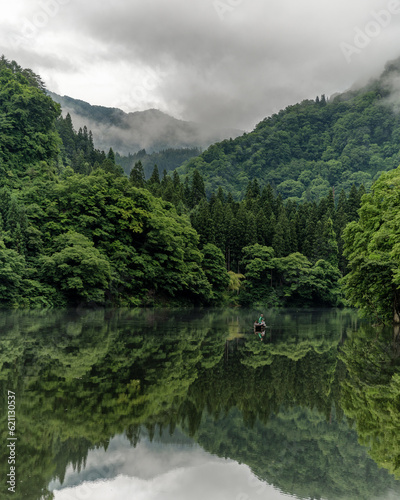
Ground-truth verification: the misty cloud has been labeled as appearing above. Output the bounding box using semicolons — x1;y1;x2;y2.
2;0;400;129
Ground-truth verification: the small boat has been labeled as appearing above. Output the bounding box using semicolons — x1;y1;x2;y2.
254;321;266;338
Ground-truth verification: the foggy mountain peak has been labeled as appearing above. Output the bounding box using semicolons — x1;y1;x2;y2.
48;91;243;155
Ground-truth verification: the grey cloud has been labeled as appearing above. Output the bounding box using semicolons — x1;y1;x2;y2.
3;0;400;130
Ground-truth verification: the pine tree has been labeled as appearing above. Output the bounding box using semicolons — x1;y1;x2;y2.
191;199;213;245
347;184;361;221
272;208;291;257
183;177;191;206
210;198;225;251
216;186;225;204
149;165;160;185
255;209;269;246
312;217;338;266
224;204;234;270
300;202;318;260
107;147;116;164
129;161;145;188
190;169;206;207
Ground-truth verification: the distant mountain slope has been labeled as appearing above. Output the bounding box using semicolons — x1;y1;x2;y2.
48;92;243;155
177;57;400;200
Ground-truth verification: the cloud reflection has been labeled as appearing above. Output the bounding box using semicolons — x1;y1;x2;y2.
50;434;294;500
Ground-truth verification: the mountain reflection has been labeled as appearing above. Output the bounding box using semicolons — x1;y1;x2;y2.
0;308;399;500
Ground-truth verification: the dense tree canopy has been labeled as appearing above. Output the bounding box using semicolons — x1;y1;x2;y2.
342;166;400;323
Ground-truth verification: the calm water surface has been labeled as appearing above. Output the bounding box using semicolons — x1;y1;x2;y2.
1;308;400;500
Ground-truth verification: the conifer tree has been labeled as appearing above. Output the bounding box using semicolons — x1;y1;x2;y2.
312;217;338;266
190;169;206;207
335;189;349;273
107;147;116;164
191;199;213;245
255;210;269;246
347;184;361;222
149;165;160;185
216;187;225;204
224;204;234;270
129;161;146;188
272;208;291;257
183;177;191;205
210;198;225;250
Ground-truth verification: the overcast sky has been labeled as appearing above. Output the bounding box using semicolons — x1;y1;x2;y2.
1;0;400;130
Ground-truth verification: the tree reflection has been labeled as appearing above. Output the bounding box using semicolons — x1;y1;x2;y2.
340;323;400;476
0;309;398;499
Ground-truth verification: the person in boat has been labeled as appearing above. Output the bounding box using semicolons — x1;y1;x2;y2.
254;314;266;340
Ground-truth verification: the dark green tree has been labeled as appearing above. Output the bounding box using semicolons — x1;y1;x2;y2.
129;161;146;187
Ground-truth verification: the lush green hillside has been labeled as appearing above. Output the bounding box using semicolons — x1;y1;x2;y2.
0;57;229;307
178;58;400;200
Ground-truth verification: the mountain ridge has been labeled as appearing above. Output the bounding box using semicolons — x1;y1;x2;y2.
48;91;243;155
177;56;400;199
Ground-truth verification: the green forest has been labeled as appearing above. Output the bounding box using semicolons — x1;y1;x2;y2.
1;54;400;318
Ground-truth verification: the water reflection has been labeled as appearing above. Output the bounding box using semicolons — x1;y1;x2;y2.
50;432;295;500
0;308;399;499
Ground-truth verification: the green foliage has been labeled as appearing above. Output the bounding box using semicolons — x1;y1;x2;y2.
339;324;400;477
342;166;400;323
40;231;112;304
129;160;146;187
1;308;396;500
0;56;370;308
0;239;25;305
0;57;60;184
240;244;342;307
201;243;230;304
0;59;226;308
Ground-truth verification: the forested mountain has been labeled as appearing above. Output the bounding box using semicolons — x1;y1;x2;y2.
48;91;242;155
178;57;400;200
0;56;230;307
1;54;397;312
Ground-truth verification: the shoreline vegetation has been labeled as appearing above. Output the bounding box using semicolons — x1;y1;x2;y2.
1;55;400;322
